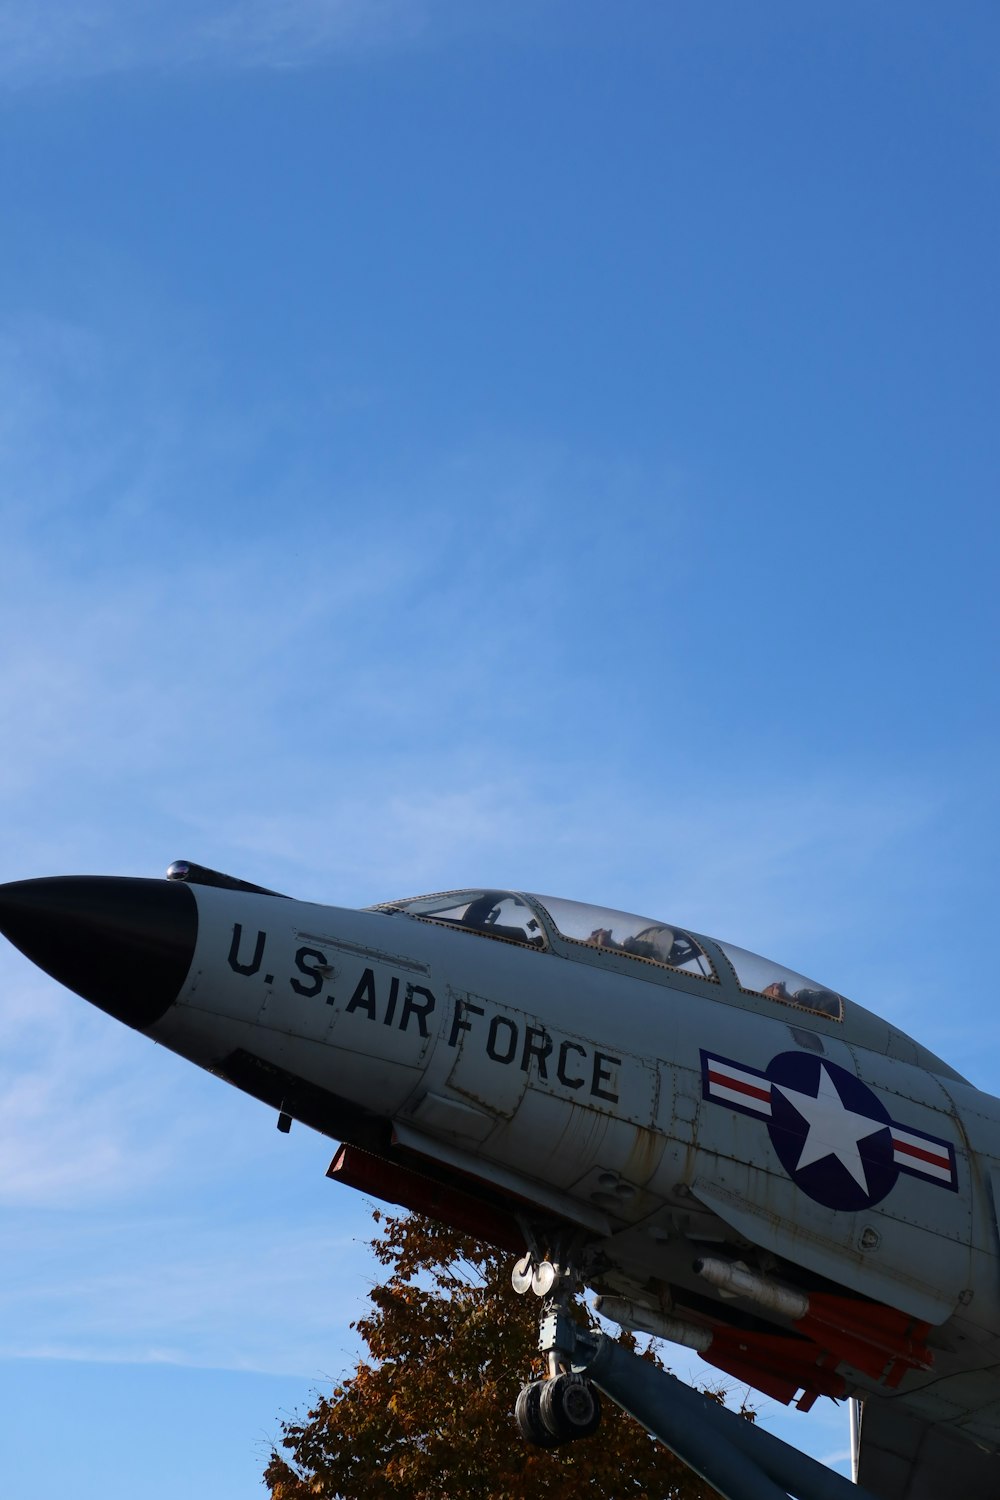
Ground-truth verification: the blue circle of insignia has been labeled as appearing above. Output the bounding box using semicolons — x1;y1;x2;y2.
764;1051;897;1211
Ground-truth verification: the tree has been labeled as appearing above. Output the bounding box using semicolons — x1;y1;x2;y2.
265;1210;727;1499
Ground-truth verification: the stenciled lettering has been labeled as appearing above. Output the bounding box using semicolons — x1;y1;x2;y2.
339;969;438;1035
346;968;378;1020
520;1024;553;1079
303;957;625;1108
400;983;435;1037
382;976;400;1027
228;924;266;977
448;998;485;1047
487;1014;518;1065
557;1039;586;1089
290;946;326;998
591;1050;621;1103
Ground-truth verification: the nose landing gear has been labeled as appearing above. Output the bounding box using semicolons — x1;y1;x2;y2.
538;1372;602;1440
515;1372;602;1447
513;1380;560;1448
511;1247;602;1449
512;1246;883;1500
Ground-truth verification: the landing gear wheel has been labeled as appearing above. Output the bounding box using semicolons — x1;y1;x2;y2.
511;1254;534;1295
515;1381;562;1448
532;1260;556;1297
539;1374;602;1442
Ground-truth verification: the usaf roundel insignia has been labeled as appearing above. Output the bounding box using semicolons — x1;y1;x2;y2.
700;1049;957;1211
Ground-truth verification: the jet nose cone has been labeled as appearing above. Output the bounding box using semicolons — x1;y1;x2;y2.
0;876;198;1030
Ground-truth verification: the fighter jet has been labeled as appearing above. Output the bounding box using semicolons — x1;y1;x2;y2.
0;862;996;1500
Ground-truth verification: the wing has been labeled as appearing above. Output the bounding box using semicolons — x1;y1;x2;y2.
859;1397;1000;1500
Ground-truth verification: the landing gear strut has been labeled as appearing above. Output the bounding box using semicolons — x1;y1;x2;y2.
511;1246;602;1449
510;1246;880;1499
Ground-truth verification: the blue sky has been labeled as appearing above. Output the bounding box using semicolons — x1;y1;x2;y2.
0;1;996;1493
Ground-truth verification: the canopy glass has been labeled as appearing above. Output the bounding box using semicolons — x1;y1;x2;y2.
372;890;847;1018
531;894;716;978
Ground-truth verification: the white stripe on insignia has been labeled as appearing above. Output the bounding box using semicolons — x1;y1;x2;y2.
891;1128;954;1182
705;1058;773;1117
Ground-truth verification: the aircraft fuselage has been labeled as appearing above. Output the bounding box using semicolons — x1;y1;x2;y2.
3;869;1000;1472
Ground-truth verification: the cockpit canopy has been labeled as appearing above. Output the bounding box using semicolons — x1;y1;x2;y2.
374;890;546;947
714;938;843;1019
530;894;715;978
372;888;846;1020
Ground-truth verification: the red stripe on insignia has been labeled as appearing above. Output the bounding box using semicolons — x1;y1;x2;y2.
709;1069;771;1104
893;1138;950;1169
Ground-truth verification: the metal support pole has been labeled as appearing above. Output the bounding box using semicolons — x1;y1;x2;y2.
574;1333;881;1500
849;1399;860;1484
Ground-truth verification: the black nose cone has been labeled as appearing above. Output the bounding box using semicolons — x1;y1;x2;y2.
0;876;198;1031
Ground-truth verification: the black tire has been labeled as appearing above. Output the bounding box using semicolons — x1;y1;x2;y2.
515;1381;563;1448
539;1374;602;1441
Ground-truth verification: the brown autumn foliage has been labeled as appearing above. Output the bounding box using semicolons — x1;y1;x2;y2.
265;1210;726;1499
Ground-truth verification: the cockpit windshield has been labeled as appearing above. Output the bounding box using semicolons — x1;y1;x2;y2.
531;895;716;979
371;890;546;948
715;939;844;1020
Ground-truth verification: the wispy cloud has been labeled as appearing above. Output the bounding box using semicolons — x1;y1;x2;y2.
196;0;426;70
0;0;432;85
0;1206;373;1373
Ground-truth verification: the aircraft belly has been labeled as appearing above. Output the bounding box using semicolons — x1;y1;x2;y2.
859;1394;1000;1499
158;994;426;1117
155;1003;257;1062
241;1032;423;1108
690;1170;963;1326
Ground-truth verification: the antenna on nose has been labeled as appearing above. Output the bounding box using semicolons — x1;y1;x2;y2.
166;860;289;899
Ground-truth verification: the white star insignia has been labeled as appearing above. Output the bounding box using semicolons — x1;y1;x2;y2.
774;1064;887;1192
